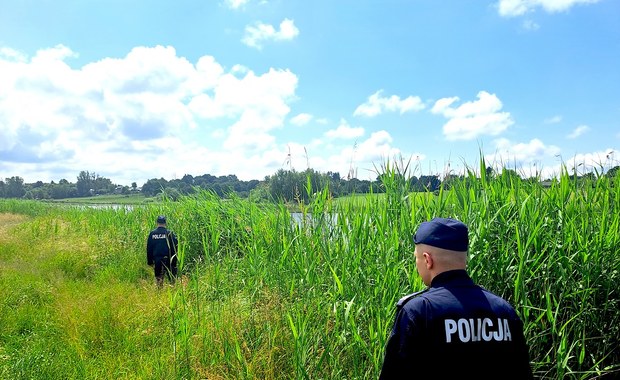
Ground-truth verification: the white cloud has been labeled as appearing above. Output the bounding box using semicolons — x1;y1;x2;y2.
225;0;251;9
545;115;562;124
522;19;540;31
309;130;402;180
567;149;619;174
0;45;299;184
356;131;399;162
316;118;329;125
354;90;425;117
497;0;601;17
567;124;590;139
431;91;514;141
0;47;28;62
275;130;403;180
485;138;562;177
430;96;459;114
242;19;300;50
493;138;561;161
290;113;313;126
325;119;364;139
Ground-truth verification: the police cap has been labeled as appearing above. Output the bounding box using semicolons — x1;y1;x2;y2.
413;217;468;251
156;215;167;224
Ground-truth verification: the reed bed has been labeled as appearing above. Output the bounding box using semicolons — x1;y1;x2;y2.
0;161;618;379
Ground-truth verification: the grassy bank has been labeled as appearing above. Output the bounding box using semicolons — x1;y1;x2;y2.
0;164;618;379
48;193;152;205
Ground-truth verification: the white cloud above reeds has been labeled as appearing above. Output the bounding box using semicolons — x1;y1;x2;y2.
290;113;313;126
225;0;251;10
484;138;562;178
497;0;601;17
354;90;425;117
325;119;364;139
431;91;514;141
567;125;590;139
242;19;299;49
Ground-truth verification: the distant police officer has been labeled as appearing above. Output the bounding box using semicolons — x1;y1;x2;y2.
146;215;178;287
379;218;533;379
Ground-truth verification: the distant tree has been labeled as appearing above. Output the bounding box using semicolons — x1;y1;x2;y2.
267;169;303;202
93;175;114;194
160;187;181;201
131;182;137;191
50;183;74;199
248;182;272;202
24;187;48;199
76;171;95;196
5;176;26;198
416;175;441;192
181;174;194;185
142;178;168;197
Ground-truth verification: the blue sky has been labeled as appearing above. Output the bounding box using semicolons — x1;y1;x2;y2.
1;0;618;186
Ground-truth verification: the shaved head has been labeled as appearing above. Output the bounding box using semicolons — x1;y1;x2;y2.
417;244;467;267
414;244;468;285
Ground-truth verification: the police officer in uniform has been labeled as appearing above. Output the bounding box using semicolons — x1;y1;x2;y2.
379;218;533;379
146;215;178;287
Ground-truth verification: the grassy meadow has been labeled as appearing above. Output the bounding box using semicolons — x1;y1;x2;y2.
0;163;619;379
48;193;152;205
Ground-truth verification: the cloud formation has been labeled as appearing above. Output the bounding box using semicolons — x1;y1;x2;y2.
0;45;300;184
545;115;562;124
431;91;514;141
522;19;541;31
567;149;618;173
225;0;251;10
242;19;300;49
0;44;409;184
497;0;601;17
354;90;425;117
484;138;562;177
325;119;364;139
567;125;590;139
290;113;313;126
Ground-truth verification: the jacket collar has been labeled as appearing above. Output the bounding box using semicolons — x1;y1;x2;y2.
430;269;473;288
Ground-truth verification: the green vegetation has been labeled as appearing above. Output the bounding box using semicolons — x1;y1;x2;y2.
49;193;153;205
0;159;618;379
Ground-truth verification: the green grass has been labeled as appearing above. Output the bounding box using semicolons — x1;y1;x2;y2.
49;193;153;205
0;160;619;379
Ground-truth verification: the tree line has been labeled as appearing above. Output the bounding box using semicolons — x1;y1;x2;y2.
0;168;444;202
2;165;618;202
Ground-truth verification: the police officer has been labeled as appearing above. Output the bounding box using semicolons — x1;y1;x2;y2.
379;218;533;379
146;215;178;287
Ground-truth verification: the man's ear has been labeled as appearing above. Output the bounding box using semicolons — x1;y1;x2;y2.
423;252;433;269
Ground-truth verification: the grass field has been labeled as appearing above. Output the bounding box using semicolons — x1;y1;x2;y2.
48;193;152;205
0;164;619;379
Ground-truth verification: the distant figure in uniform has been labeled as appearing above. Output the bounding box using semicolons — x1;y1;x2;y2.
379;218;533;379
146;215;178;287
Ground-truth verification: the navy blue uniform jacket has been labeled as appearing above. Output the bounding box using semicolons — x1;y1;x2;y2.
379;270;533;379
146;226;178;265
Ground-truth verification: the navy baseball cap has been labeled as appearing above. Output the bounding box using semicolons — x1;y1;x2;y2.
413;218;468;251
156;215;167;224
